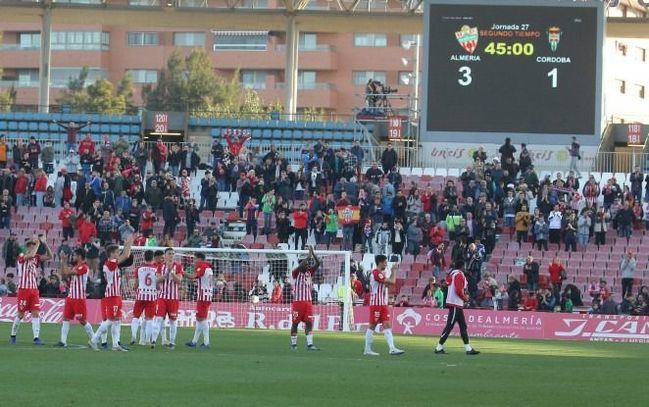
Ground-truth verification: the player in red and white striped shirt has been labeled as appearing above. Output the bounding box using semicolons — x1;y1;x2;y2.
131;250;165;346
364;254;404;356
290;246;320;351
129;250;158;348
89;235;133;352
185;252;213;349
10;236;52;345
150;248;184;349
56;248;95;347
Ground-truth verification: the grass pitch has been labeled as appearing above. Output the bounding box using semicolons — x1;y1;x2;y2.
1;323;646;407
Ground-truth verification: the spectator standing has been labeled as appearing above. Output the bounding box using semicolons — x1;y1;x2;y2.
568;136;581;178
244;197;259;241
0;194;9;229
548;205;563;250
26;137;41;170
380;143;397;174
292;203;309;250
0;135;7;168
185;199;200;236
577;211;592;250
406;220;423;258
58;201;75;240
34;169;48;208
324;208;338;250
629;166;644;202
514;204;530;245
162;195;180;237
616;201;633;243
620;251;637;298
498;137;516;164
54;120;90;152
533;215;549;251
563;211;577;252
392;218;405;255
523;255;540;291
548;256;565;298
41;141;54;175
261;190;276;236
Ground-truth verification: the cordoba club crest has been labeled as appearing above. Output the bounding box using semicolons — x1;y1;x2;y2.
455;25;479;54
547;26;562;52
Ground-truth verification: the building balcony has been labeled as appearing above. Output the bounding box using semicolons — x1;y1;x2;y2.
275;44;338;70
0;79;39;88
270;82;338;108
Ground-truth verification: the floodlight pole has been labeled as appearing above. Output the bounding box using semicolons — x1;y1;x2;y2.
284;15;299;121
39;3;53;113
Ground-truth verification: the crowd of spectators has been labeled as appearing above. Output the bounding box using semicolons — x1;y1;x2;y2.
0;132;648;315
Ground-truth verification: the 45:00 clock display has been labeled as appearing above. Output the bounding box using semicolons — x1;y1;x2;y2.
483;42;534;56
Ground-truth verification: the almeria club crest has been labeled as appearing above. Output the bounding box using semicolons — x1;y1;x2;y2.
455;25;479;54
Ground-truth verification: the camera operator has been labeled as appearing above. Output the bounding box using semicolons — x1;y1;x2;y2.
365;79;380;107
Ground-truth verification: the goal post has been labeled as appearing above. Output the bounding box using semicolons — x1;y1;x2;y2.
121;246;353;332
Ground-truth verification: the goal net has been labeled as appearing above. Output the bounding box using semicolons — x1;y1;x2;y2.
120;246;353;332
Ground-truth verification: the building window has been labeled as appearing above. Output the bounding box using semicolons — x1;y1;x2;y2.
17;69;39;87
126;69;158;84
400;34;417;49
51;68;107;88
399;71;414;86
299;33;318;50
173;32;206;46
298;71;317;89
51;31;109;51
616;41;627;56
127;32;159;46
635;84;646;99
615;79;626;94
18;32;41;49
635;47;646;62
241;70;267;90
353;33;387;47
212;31;267;51
352;71;386;85
129;0;160;5
240;0;268;8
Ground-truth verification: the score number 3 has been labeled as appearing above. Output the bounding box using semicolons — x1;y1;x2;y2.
458;66;472;86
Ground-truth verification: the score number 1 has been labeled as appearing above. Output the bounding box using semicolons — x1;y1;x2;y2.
547;68;558;88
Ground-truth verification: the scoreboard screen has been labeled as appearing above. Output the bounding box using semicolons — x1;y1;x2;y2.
423;0;604;139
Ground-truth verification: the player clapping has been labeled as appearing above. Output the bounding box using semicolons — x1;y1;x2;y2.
10;236;52;345
364;255;404;356
185;252;213;349
89;235;133;352
290;245;320;351
56;248;94;347
129;250;158;348
150;248;184;349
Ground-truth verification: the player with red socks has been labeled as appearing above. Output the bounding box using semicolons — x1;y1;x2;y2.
90;236;133;351
130;250;158;348
364;254;404;356
290;246;320;351
186;252;213;349
10;236;52;346
151;247;183;349
56;248;94;347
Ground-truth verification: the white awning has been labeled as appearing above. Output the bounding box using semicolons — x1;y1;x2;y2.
211;30;269;36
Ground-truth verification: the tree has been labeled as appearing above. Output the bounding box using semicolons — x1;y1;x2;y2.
57;67;134;115
143;49;282;118
117;74;137;114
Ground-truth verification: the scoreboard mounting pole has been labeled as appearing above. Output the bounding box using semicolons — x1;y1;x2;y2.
421;0;604;147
